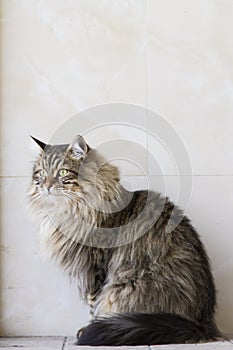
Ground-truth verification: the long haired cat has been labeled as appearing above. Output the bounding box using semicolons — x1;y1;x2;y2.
28;135;220;346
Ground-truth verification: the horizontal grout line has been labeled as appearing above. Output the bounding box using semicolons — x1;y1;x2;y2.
0;176;31;178
1;175;233;179
126;174;233;177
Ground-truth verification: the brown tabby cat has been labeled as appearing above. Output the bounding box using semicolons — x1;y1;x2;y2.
28;135;220;346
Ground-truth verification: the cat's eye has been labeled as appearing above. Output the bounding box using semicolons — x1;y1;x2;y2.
58;168;68;177
39;169;47;177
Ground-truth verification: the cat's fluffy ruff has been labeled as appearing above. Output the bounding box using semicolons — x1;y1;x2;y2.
29;135;220;345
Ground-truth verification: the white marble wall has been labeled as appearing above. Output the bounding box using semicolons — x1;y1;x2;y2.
1;0;233;336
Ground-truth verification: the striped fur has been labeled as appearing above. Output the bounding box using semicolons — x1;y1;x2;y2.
28;135;220;345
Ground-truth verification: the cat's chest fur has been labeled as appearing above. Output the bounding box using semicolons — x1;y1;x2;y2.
38;200;108;299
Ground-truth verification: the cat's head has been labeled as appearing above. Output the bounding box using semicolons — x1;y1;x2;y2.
29;135;121;217
31;135;89;197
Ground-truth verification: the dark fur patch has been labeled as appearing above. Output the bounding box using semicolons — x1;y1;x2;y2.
77;313;217;346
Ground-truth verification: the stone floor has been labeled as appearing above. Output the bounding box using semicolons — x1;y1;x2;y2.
0;337;233;350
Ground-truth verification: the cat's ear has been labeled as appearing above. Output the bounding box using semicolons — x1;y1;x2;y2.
30;135;47;151
68;135;88;159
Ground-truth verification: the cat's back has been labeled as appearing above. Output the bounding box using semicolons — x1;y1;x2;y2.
118;187;211;271
105;189;216;323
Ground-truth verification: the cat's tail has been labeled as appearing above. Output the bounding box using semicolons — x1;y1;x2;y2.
76;313;220;346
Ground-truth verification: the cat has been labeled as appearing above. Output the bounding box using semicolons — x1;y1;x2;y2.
28;134;220;346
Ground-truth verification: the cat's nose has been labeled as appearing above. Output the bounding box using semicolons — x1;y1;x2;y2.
44;179;55;193
46;184;53;193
